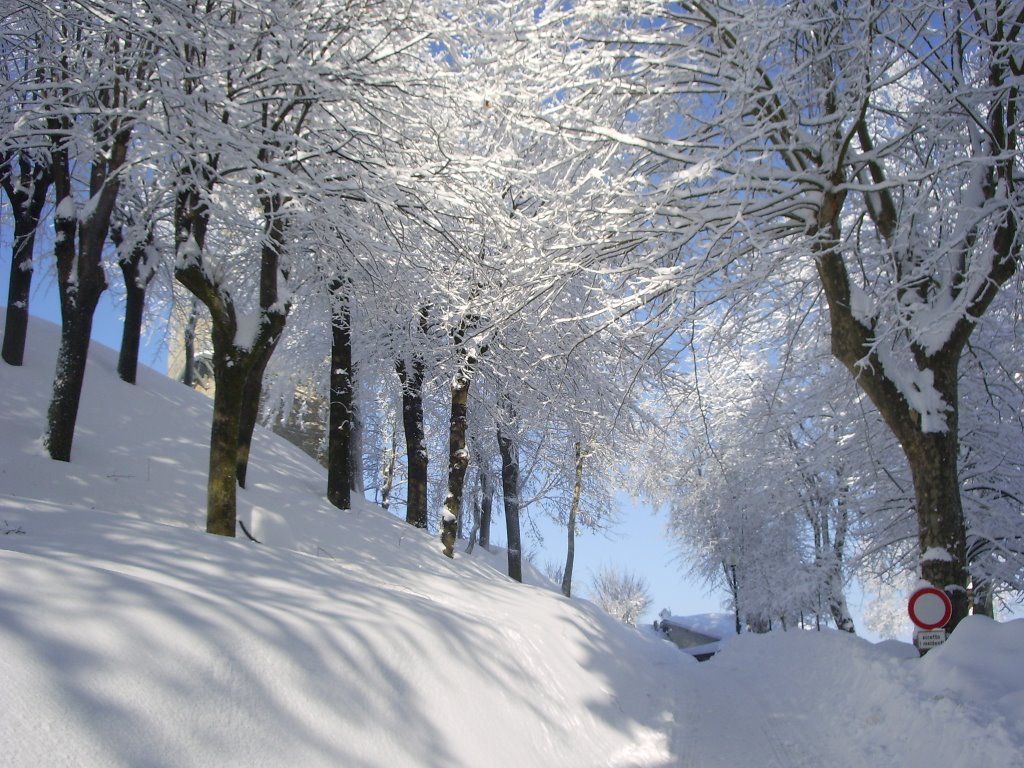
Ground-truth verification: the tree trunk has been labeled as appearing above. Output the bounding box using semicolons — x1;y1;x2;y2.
45;120;126;461
205;338;250;537
724;562;741;635
813;175;978;630
327;283;353;510
350;395;364;495
113;227;154;385
174;180;289;537
1;154;51;367
47;235;108;463
441;362;473;557
479;468;493;551
970;575;995;618
181;299;199;387
2;209;43;367
397;354;428;528
117;266;146;384
380;427;397;511
824;499;856;633
236;338;279;489
465;477;482;555
236;191;290;491
817;227;972;628
903;418;970;627
497;399;522;583
561;442;584;597
46;300;101;462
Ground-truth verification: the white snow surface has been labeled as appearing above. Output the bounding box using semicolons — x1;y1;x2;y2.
2;315;1023;768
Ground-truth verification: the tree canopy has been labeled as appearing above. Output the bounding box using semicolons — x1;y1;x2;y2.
2;0;1020;635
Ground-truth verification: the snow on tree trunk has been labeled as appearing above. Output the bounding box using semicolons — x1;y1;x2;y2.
817;229;971;630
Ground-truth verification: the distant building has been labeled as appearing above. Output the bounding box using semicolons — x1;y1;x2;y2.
653;611;737;661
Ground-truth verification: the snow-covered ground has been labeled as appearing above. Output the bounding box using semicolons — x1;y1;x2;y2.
1;315;1022;768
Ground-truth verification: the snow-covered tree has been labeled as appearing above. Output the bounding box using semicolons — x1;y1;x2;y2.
1;12;53;367
589;565;653;626
546;0;1022;630
25;1;157;461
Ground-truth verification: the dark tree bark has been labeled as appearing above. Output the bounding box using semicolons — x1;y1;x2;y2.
181;299;199;387
236;338;279;489
1;152;51;367
204;334;251;536
561;442;584;598
441;362;473;556
970;575;995;618
235;192;290;490
815;185;981;631
724;561;741;635
396;309;429;528
497;397;522;583
327;281;353;510
175;182;289;536
396;359;428;526
465;475;482;554
45;115;130;462
118;261;146;384
479;466;493;550
110;224;155;385
441;318;480;558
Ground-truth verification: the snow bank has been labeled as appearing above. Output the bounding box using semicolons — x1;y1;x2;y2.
1;313;1022;768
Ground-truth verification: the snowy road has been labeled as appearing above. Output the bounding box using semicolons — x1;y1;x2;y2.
638;625;1023;768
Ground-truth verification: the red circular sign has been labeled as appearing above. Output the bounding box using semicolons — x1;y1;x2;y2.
908;587;953;630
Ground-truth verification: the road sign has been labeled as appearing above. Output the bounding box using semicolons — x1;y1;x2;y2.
914;629;947;650
908;586;953;630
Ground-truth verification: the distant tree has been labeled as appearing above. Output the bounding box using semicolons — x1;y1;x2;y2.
589;566;652;627
561;442;585;598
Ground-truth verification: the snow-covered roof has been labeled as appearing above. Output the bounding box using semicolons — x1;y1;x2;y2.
659;612;736;640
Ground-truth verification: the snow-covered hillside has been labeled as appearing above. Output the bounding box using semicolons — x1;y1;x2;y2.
2;315;1022;768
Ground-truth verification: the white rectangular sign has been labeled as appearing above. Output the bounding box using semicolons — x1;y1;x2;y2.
915;630;947;649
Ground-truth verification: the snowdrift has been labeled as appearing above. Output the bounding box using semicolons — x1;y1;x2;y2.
1;314;1022;768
